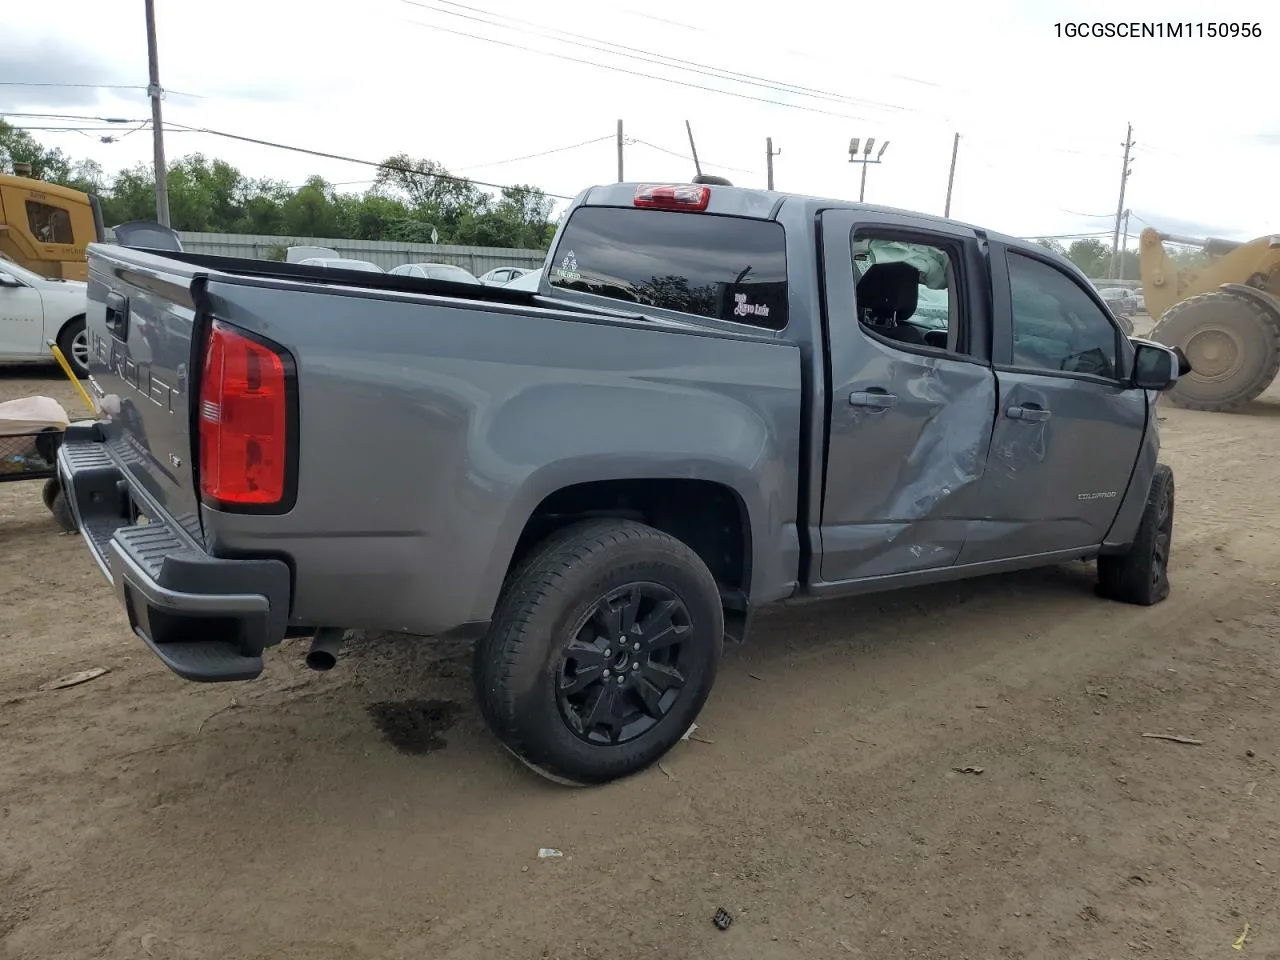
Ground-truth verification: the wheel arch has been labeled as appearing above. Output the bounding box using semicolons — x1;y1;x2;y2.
476;462;769;623
54;311;87;350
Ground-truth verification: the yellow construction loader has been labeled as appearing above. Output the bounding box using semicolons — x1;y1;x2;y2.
0;172;105;281
1142;227;1280;411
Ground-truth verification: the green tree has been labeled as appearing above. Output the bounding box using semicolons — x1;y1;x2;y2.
5;125;553;248
1065;239;1111;278
0;120;73;182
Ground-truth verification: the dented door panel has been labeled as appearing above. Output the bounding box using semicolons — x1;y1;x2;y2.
959;372;1146;563
816;209;998;584
957;241;1147;564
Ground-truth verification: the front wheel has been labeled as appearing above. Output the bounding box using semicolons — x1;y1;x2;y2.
1097;463;1174;605
56;316;89;378
474;519;724;785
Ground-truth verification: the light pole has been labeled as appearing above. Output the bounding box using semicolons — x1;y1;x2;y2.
849;137;889;202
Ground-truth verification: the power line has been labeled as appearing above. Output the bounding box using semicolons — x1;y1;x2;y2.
0;111;147;123
161;121;580;200
1059;208;1115;219
629;138;759;175
406;0;916;117
613;4;949;92
397;9;878;123
0;81;204;98
455;135;613;172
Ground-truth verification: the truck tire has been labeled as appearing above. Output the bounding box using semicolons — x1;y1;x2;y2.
1097;464;1173;606
56;316;90;379
474;518;724;785
1149;291;1280;411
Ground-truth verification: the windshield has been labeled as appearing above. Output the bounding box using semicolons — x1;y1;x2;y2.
0;252;48;285
426;265;479;283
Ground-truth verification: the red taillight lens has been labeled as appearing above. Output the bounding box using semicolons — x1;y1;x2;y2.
634;183;711;211
198;320;290;507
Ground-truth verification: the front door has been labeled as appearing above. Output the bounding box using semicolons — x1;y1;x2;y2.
817;210;998;584
958;244;1147;564
0;272;43;358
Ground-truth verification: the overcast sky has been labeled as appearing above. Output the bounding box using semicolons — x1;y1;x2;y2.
3;0;1278;242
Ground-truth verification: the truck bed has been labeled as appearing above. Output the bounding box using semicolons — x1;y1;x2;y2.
73;243;804;652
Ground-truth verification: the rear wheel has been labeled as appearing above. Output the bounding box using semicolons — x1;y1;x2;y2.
56;316;89;379
474;519;724;785
1097;464;1173;605
1149;291;1280;411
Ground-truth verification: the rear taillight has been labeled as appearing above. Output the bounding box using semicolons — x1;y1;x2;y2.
633;183;711;211
198;320;292;508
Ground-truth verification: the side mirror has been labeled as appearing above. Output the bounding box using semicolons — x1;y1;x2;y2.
0;274;22;288
1129;339;1182;391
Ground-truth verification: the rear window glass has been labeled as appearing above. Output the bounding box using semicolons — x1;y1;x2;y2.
549;206;788;330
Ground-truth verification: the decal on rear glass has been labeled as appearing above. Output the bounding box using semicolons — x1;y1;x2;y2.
732;292;771;320
555;251;581;283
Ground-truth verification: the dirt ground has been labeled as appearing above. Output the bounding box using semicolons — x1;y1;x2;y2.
2;339;1278;960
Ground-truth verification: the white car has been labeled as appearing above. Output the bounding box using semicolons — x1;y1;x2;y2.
297;257;385;272
478;266;530;286
390;262;481;284
0;254;90;377
503;268;543;291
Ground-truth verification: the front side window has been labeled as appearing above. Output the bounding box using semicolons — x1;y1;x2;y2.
1007;252;1119;379
849;234;965;354
549;206;788;330
26;201;75;245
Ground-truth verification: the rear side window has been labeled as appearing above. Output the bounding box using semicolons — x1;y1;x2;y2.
549;206;788;330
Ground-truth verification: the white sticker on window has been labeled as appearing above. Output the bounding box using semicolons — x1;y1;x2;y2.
733;292;770;319
555;251;581;282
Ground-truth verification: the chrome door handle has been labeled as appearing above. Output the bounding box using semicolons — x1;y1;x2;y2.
849;390;898;409
1006;404;1050;422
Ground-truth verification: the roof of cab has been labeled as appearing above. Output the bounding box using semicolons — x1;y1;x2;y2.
575;181;1048;258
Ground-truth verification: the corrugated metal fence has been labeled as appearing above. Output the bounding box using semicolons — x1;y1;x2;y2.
139;231;548;274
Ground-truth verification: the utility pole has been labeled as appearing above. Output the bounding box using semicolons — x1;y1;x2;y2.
943;132;960;217
685;121;702;177
848;137;889;202
1118;208;1131;280
144;0;170;226
766;137;781;190
616;119;624;182
1109;123;1134;278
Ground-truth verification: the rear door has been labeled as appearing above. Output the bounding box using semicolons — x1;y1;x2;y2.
957;243;1146;564
816;209;998;583
85;249;204;540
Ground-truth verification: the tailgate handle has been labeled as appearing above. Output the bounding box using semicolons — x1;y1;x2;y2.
105;291;130;340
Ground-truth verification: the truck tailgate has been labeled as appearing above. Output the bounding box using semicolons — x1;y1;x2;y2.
84;245;204;542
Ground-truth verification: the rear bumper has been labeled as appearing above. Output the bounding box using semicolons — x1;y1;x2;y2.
57;423;291;682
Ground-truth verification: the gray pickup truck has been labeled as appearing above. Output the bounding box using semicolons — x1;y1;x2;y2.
60;180;1186;785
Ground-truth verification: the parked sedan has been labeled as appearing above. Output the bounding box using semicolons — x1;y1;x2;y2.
502;267;543;291
1097;287;1137;317
0;253;92;377
297;257;384;272
478;266;530;286
390;262;481;284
